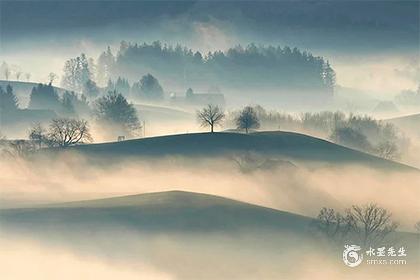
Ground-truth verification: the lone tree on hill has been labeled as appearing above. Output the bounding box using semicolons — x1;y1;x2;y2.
236;106;260;133
197;104;225;133
48;72;58;85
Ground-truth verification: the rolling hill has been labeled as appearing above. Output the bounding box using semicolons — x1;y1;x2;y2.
0;80;68;108
0;190;312;232
386;113;420;138
1;192;418;278
61;131;415;171
134;103;192;122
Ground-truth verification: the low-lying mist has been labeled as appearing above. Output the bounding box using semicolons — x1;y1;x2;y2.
1;152;419;231
0;227;418;280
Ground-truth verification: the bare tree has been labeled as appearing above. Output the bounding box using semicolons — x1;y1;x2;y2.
28;123;47;149
1;140;35;159
347;203;398;246
16;71;22;81
4;66;10;80
197;104;225;133
25;73;31;81
376;141;399;160
47;118;92;147
316;204;398;246
236;106;260;133
48;72;58;85
316;207;355;243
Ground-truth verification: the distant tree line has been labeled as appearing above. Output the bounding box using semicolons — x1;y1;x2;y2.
95;41;336;98
0;61;31;82
61;51;165;102
226;106;406;160
2;82;142;141
28;83;90;117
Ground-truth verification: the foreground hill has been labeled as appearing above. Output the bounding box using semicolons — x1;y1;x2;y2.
1;193;418;278
0;191;311;232
64;131;414;170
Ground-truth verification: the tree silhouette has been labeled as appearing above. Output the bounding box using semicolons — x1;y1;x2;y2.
236;106;260;133
95;91;141;136
28;83;61;111
48;72;58;84
1;62;10;80
197;104;225;133
316;204;398;246
62;53;92;92
347;203;398;246
29;123;47;149
96;46;115;86
47;118;92;147
109;41;336;98
83;79;100;99
132;74;164;100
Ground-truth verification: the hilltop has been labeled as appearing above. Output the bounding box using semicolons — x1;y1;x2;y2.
62;131;415;171
0;190;311;232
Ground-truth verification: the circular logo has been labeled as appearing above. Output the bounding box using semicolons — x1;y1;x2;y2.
343;245;363;267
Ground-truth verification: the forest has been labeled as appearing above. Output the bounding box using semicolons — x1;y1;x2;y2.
98;41;335;98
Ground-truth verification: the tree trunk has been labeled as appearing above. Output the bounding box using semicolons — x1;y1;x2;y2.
211;125;214;133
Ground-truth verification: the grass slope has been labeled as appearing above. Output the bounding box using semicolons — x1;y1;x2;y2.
0;190;312;232
66;131;414;170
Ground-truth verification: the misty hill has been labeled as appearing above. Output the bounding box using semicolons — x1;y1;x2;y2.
0;80;67;108
0;191;312;232
134;104;192;122
64;131;413;170
112;42;335;104
385;113;420;138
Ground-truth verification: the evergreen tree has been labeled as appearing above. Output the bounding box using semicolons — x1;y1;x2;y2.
0;85;19;113
83;79;100;99
132;74;164;100
95;90;141;136
28;83;61;111
96;46;115;86
115;77;130;96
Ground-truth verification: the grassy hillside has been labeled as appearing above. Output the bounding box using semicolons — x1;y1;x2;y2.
0;190;311;232
63;131;414;170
